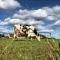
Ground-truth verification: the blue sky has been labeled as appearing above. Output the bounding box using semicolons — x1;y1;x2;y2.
0;0;60;38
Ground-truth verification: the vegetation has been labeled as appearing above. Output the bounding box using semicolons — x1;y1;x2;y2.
0;38;60;60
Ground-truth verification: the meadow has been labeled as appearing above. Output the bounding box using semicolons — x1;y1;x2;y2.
0;38;60;60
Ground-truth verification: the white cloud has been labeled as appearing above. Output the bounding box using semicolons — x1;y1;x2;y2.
54;20;60;25
31;9;47;18
47;16;55;20
1;18;44;25
13;9;48;20
50;20;60;28
1;9;46;26
36;25;46;30
0;21;8;25
53;6;60;13
36;25;54;33
42;6;60;21
26;20;44;25
13;9;32;20
13;6;60;21
42;7;54;16
1;5;60;34
9;18;26;24
0;26;13;33
39;29;54;33
0;0;20;9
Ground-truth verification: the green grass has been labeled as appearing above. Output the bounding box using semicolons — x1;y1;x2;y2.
0;38;60;60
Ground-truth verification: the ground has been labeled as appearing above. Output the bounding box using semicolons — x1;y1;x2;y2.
0;38;60;60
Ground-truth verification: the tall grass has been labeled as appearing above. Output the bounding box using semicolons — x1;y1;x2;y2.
0;38;60;60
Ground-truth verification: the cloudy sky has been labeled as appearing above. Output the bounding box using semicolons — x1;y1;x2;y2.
0;0;60;38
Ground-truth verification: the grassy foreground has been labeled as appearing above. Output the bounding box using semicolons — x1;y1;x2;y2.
0;38;60;60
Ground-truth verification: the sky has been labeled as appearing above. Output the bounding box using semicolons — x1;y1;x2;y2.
0;0;60;38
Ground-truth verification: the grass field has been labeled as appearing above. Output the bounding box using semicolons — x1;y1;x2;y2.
0;38;60;60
